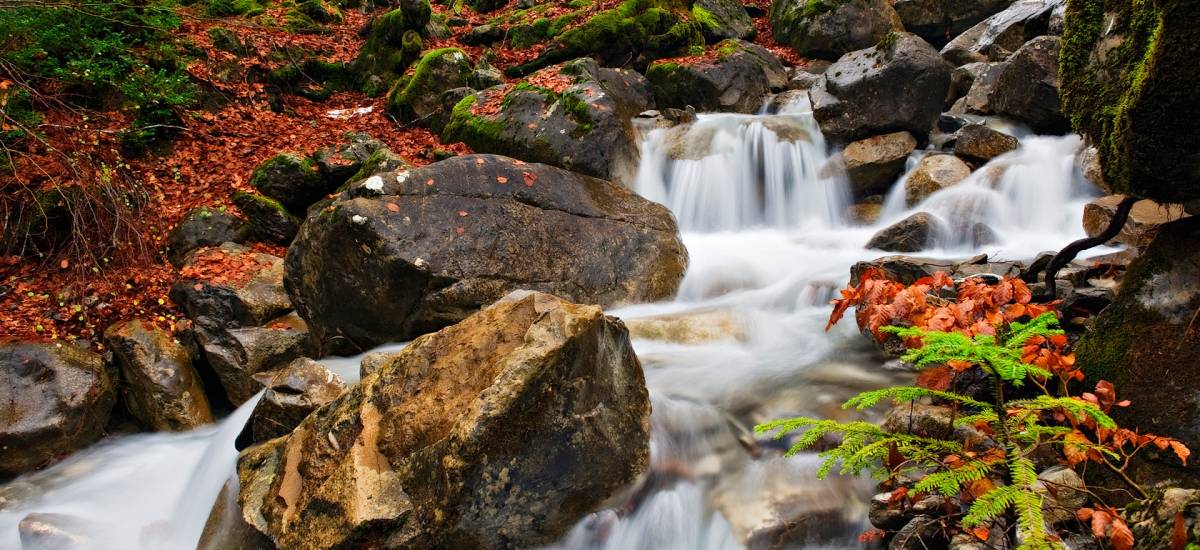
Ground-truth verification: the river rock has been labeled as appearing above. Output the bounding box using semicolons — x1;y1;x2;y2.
865;212;939;253
171;243;293;331
442;58;653;184
1061;0;1200;204
625;310;745;344
694;0;755;42
249;153;328;215
232;191;300;245
0;342;115;475
164;208;248;267
1035;466;1086;524
769;0;902;61
1075;217;1200;486
1127;488;1200;547
197;312;313;405
940;0;1061;66
18;513;97;550
891;515;949;550
954;61;1005;114
1082;195;1189;249
386;48;472;123
905;154;972;205
842;131;917;198
247;358;344;444
229;292;651;549
104;319;213;431
893;0;1011;47
953;123;1019;163
988;36;1069;134
811;32;952;143
286;154;687;353
945;61;992;105
646;40;786;114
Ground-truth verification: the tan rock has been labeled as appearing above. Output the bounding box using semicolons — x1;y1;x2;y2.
105;319;214;431
905;154;972;206
842;131;917;197
625;310;746;344
1082;194;1188;248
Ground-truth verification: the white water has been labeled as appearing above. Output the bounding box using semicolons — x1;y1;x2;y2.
0;99;1105;549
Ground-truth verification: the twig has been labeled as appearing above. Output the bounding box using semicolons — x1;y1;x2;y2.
1042;196;1137;299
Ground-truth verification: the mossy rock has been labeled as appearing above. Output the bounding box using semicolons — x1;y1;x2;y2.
208;27;249;55
1075;216;1200;487
692;0;755;43
506;0;705;76
1060;0;1200;203
205;0;264;17
232;191;300;245
646;39;785;113
386;48;474;123
353;1;432;93
768;0;902;60
249;153;329;214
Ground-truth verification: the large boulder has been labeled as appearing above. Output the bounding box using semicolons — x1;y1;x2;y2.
164;207;248;267
769;0;902;61
952;123;1019;163
442;58;653;184
693;0;755;43
987;36;1069;134
232;191;300;245
646;40;786;114
0;342;114;475
905;154;971;205
1082;195;1189;249
386;48;473;123
228;292;651;549
287;154;687;353
865;212;940;252
811;32;952;142
171;243;293;331
1075;217;1200;486
940;0;1061;66
249;153;327;214
104;319;214;431
893;0;1012;47
246;358;344;444
1060;0;1200;204
841;131;917;198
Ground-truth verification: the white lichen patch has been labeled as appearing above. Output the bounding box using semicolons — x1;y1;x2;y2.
351;215;368;225
363;175;384;193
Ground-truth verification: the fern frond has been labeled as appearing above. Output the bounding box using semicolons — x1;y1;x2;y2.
1004;313;1064;351
913;459;994;496
844;386;991;411
1007;396;1116;429
881;325;1050;386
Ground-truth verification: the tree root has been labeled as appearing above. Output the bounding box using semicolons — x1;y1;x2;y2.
1042;196;1137;299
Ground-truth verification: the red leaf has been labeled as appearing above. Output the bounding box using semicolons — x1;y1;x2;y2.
1110;517;1134;550
917;365;954;391
523;171;537;187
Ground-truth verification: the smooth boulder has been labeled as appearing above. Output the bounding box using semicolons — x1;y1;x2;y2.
952;123;1018;163
229;292;651;549
811;32;952;142
842;131;917;198
386;48;473;123
286;154;687;352
197;312;313;405
164;208;248;267
171;243;293;331
988;36;1069;134
104;319;213;431
893;0;1011;47
940;0;1061;66
246;358;344;444
866;212;940;252
0;342;115;475
905;154;971;206
646;40;786;114
769;0;902;61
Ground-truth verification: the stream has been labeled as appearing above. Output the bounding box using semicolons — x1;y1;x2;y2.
0;98;1104;550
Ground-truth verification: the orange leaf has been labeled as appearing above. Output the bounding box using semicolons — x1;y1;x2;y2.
917;365;954;391
523;171;537;187
1110;517;1134;550
59;259;69;269
496;176;508;184
971;526;990;542
386;203;400;212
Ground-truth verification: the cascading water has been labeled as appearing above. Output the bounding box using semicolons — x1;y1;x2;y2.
0;98;1108;550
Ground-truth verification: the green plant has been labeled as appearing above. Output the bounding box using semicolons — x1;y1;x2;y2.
757;272;1191;550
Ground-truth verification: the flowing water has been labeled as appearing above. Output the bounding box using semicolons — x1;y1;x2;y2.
0;98;1106;550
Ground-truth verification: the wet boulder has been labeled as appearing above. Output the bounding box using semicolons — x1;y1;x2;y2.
0;342;115;475
230;292;651;549
232;191;300;245
952;123;1018;163
171;243;293;331
866;212;940;252
1060;0;1200;204
811;32;952;143
693;0;755;42
769;0;902;61
905;154;971;206
386;48;473;123
1082;195;1189;249
893;0;1012;47
197;312;313;405
951;61;1005;115
988;36;1069;134
442;58;653;184
841;131;917;198
1075;217;1200;486
164;208;248;267
246;358;344;444
18;513;97;550
940;0;1061;66
286;154;687;353
946;61;993;106
104;319;214;431
646;40;786;114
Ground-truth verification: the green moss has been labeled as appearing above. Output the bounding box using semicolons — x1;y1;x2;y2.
799;0;850;18
353;3;431;91
442;94;507;147
691;5;718;30
560;91;594;134
233;190;290;215
385;47;469;116
714;38;741;57
206;0;264;17
250;153;320;194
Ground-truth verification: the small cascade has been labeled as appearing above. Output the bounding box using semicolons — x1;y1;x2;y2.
635;100;850;232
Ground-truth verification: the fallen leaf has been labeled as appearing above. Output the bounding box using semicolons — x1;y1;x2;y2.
386;203;400;212
496;176;508;184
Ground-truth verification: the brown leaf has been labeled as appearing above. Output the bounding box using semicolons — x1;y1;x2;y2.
1110;517;1134;550
1173;512;1187;550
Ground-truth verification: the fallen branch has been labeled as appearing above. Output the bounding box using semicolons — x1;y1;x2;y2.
1043;196;1137;299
